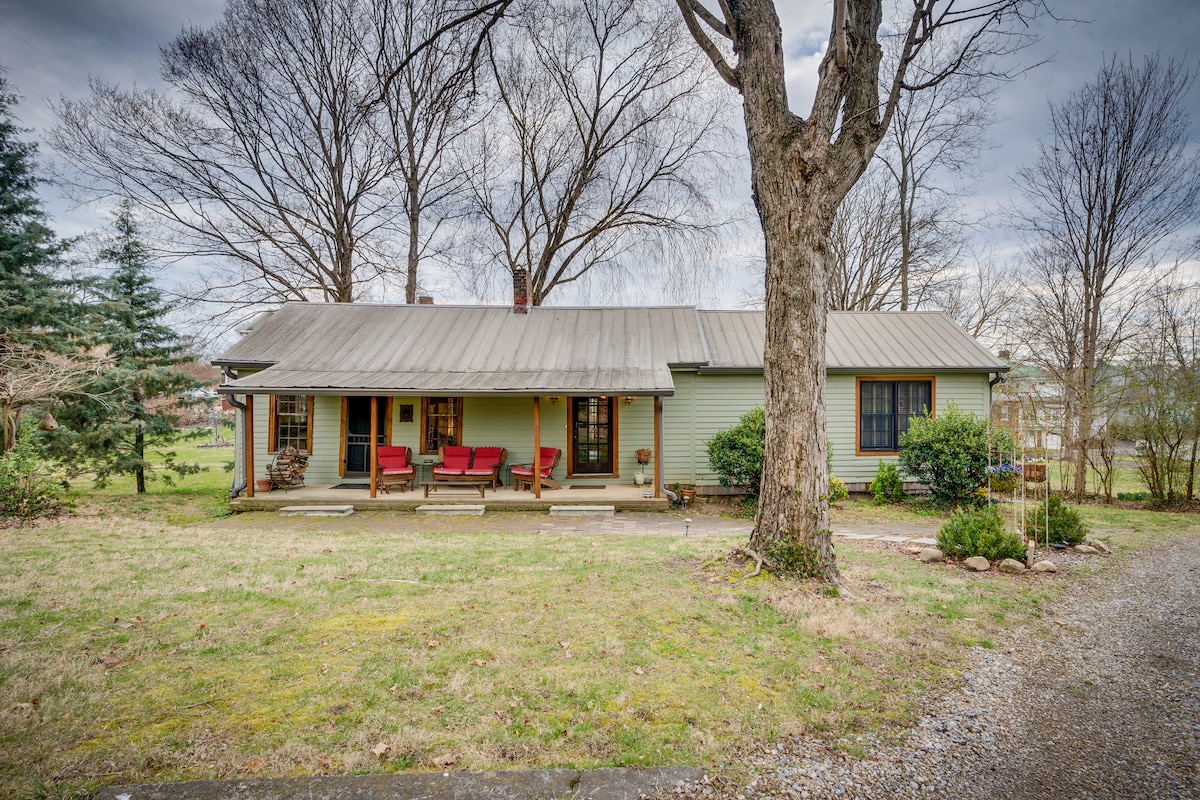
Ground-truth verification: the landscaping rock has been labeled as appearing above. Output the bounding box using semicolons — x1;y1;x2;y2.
964;556;991;572
1032;560;1059;573
919;548;945;563
998;558;1027;574
1088;540;1112;554
1074;544;1100;555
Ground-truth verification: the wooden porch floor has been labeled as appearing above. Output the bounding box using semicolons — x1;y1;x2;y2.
231;482;671;512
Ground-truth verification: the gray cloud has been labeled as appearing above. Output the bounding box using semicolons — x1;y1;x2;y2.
2;0;1198;287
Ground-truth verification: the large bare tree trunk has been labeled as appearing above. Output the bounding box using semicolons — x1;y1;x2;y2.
678;0;1045;578
733;0;865;576
751;196;835;572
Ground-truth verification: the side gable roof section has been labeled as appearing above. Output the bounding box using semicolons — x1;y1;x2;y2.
697;310;1010;373
214;303;1007;396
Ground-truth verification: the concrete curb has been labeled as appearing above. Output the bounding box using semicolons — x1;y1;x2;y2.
96;766;709;800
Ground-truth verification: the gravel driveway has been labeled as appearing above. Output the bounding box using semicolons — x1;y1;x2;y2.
715;536;1200;800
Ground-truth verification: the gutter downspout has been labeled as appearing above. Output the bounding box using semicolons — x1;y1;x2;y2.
223;367;248;500
989;371;1006;410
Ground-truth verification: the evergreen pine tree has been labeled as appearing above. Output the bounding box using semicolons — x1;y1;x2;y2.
0;67;94;452
51;200;203;492
0;70;74;344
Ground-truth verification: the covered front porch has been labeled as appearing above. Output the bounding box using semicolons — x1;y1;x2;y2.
230;481;671;512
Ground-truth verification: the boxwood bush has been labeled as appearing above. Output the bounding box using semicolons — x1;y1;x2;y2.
1026;495;1089;545
898;404;1016;508
936;506;1025;562
869;459;906;504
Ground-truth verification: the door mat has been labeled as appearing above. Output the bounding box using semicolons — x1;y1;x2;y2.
570;485;606;489
329;483;370;489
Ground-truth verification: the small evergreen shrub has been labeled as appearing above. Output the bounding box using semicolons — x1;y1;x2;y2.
869;459;906;504
1026;496;1089;545
936;506;1025;562
0;422;63;520
1116;491;1150;502
706;407;765;496
828;475;849;504
898;404;1016;507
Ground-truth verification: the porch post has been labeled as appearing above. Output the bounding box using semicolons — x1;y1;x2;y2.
369;395;378;499
653;395;663;498
533;396;542;499
245;394;255;497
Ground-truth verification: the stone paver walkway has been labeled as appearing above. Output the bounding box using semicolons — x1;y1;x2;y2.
530;512;941;546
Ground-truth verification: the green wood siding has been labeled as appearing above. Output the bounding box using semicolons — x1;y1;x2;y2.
234;370;991;490
664;371;765;486
829;372;993;483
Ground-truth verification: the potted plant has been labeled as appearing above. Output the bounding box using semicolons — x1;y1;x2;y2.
255;478;272;493
679;485;696;504
635;448;652;464
1022;459;1047;482
986;463;1022;493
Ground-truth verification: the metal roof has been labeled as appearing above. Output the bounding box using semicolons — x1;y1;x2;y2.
214;303;1006;395
697;310;1009;372
215;304;706;396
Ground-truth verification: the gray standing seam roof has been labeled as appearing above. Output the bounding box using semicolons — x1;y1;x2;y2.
214;303;1007;395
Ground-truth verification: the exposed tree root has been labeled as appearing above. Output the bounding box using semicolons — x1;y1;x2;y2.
733;547;770;578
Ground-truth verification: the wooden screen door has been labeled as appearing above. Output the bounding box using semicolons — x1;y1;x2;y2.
344;396;387;475
570;396;615;475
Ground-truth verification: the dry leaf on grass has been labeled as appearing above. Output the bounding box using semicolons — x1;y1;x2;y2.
432;753;456;769
371;741;391;758
242;758;264;773
427;639;441;648
469;659;488;667
98;651;137;669
633;666;645;675
557;640;570;649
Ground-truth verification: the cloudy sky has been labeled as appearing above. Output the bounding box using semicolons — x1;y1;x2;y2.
2;0;1198;307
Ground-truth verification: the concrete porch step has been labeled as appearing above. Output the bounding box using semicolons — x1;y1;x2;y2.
417;504;486;516
278;505;355;517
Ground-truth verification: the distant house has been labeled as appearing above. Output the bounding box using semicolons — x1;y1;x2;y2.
990;358;1066;454
214;285;1008;498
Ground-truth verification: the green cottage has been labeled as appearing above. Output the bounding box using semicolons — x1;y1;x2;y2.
214;283;1008;508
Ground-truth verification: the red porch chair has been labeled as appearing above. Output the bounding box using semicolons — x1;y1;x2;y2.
465;446;507;489
433;445;472;476
376;445;414;494
511;447;562;492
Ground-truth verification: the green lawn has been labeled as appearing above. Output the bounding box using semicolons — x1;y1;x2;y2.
1;441;1196;799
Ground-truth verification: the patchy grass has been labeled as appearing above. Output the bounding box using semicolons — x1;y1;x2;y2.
63;435;234;526
2;481;1195;798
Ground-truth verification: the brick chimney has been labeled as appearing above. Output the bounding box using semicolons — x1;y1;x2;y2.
513;268;531;314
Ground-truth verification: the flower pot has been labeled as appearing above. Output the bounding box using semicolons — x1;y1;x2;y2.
255;479;272;493
635;448;652;464
1023;463;1046;482
989;475;1021;493
680;488;695;504
634;472;646;486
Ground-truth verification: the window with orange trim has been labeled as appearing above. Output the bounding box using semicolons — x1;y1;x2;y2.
859;380;932;452
421;397;462;454
269;394;313;453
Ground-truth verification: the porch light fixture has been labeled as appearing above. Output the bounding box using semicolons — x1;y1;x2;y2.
624;396;634;405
